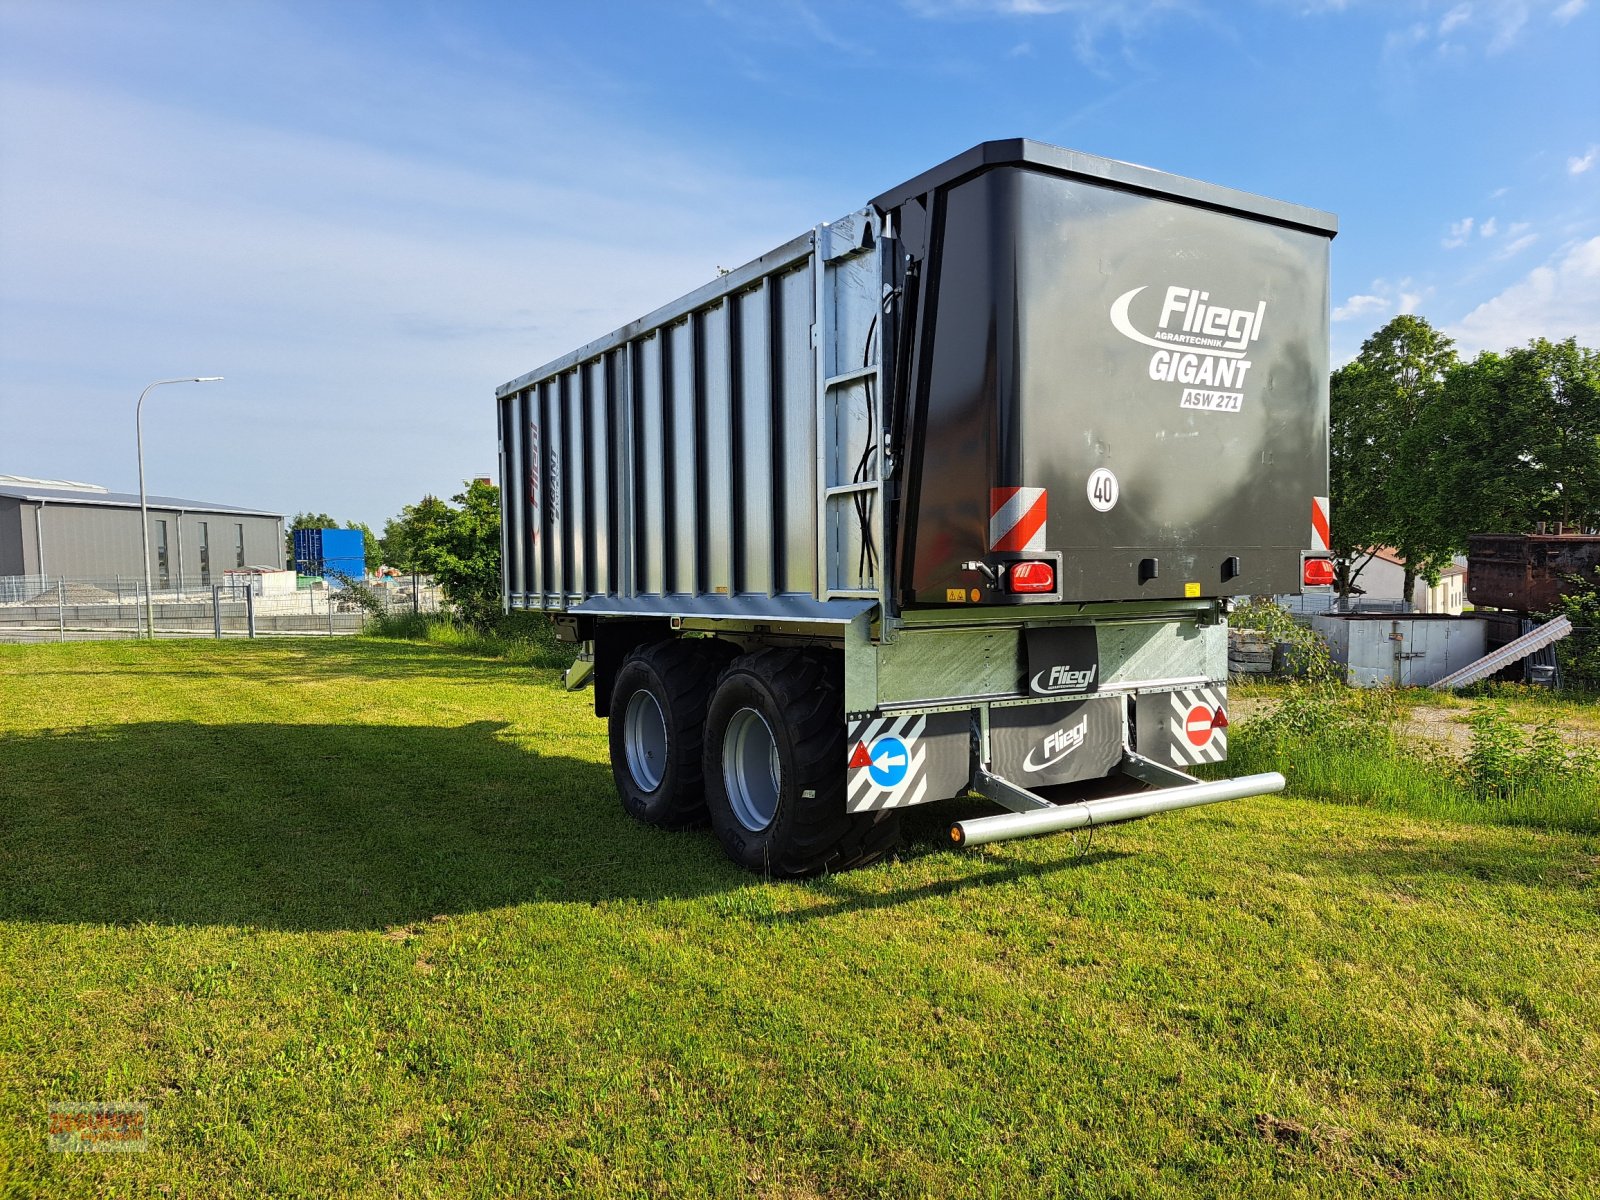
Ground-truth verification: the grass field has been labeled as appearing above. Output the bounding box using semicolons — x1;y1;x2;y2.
2;639;1598;1198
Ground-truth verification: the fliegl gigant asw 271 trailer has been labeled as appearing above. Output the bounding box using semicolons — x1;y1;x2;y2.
496;140;1336;877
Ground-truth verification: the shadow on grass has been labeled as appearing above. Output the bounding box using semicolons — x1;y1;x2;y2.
762;850;1125;924
0;719;743;930
0;719;1109;931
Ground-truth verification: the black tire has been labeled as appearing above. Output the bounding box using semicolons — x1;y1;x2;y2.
608;638;736;829
703;648;901;877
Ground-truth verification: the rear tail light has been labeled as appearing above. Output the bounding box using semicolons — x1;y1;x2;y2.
1008;561;1056;594
1303;558;1335;587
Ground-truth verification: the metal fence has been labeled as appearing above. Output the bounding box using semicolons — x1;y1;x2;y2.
1276;593;1413;618
0;574;442;643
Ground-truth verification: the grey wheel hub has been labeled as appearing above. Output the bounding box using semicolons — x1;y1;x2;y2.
623;690;668;792
723;706;780;832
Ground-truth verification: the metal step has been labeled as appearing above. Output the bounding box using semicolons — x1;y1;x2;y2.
1430;615;1573;690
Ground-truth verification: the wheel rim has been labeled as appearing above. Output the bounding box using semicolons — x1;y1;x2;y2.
623;690;668;792
722;706;781;832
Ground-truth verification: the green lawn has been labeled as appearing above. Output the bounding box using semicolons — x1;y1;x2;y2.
2;640;1598;1198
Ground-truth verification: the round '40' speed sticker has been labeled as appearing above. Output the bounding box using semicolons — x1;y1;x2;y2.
1086;467;1119;512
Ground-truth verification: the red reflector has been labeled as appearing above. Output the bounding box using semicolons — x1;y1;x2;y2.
1211;708;1229;729
1009;561;1055;594
1303;558;1335;587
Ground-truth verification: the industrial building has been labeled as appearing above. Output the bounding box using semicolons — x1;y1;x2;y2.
0;476;284;585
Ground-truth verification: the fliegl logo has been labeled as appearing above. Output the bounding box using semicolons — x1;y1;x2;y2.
1030;664;1097;694
1024;715;1088;773
1109;284;1267;414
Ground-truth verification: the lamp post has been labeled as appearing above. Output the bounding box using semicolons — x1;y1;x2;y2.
138;377;223;637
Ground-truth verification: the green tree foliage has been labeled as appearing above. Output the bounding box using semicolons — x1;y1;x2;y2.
1398;337;1600;549
1552;579;1600;691
344;521;381;574
380;495;454;574
1329;315;1459;599
1332;319;1600;617
380;484;502;628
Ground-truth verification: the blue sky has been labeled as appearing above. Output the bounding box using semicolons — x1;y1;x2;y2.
1;0;1596;529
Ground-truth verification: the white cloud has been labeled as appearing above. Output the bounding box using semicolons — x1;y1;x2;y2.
1487;3;1528;51
1498;232;1540;257
1490;185;1510;199
1333;293;1391;322
1333;278;1428;327
1439;3;1473;34
0;72;828;525
1443;216;1476;247
1447;236;1600;353
1569;145;1598;174
1480;216;1499;237
1553;0;1587;22
900;0;1192;67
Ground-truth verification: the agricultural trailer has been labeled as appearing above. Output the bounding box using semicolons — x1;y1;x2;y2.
496;139;1336;876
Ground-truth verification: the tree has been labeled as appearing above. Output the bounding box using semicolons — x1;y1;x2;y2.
425;480;503;628
1503;338;1600;531
1328;315;1459;601
1399;337;1600;550
379;485;502;627
344;520;381;574
380;495;454;575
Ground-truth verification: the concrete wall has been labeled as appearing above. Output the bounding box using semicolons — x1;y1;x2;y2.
7;501;283;582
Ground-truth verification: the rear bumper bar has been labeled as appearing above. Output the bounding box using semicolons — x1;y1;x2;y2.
949;768;1286;849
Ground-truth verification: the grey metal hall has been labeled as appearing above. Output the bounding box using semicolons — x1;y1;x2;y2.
0;477;285;586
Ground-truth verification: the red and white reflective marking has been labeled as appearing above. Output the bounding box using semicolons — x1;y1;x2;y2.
1184;705;1215;747
1311;495;1331;553
989;487;1048;553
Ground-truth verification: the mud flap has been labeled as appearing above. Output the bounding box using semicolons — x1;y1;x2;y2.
1136;685;1228;768
987;695;1126;787
845;710;972;813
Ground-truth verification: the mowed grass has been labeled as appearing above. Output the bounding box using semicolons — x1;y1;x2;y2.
1;641;1597;1198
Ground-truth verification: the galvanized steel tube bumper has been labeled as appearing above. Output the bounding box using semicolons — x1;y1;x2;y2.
949;771;1286;849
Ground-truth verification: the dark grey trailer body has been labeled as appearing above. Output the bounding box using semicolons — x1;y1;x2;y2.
494;141;1334;875
882;142;1334;606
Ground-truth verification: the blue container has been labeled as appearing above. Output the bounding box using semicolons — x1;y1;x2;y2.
293;527;366;581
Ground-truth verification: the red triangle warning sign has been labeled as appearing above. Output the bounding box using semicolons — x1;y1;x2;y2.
849;741;873;769
1211;708;1229;729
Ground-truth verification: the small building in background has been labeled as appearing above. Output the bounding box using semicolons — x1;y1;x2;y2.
1312;612;1487;687
1353;548;1468;615
0;476;283;588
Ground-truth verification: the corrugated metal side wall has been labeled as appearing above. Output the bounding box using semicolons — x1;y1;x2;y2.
501;258;819;611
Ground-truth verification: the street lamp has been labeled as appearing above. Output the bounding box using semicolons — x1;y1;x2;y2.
138;376;223;638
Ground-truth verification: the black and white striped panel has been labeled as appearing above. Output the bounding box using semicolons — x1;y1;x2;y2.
1166;686;1227;765
846;713;929;812
844;709;972;814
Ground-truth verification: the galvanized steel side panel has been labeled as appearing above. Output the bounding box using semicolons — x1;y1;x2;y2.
498;243;826;614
